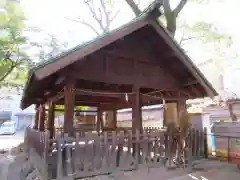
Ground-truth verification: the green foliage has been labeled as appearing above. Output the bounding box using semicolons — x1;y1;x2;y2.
55;105;88;111
0;1;30;85
184;22;232;46
33;33;68;63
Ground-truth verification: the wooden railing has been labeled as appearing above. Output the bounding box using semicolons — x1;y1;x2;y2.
24;127;208;180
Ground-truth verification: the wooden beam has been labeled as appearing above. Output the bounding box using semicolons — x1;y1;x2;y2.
190;84;202;97
51;92;64;103
75;89;124;98
104;49;176;63
33;104;40;130
63;81;75;135
66;56;178;90
39;104;45;131
45;108;97;113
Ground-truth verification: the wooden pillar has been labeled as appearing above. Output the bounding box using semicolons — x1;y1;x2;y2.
47;101;55;138
96;108;101;133
39;104;45;131
112;109;117;129
33;104;40;130
163;103;178;128
132;86;142;132
104;109;117;129
177;100;189;130
63;82;75;135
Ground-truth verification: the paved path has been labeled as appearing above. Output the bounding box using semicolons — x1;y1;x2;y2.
0;130;239;180
0;131;24;151
92;160;240;180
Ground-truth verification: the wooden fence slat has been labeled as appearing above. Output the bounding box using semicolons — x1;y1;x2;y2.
110;131;117;170
102;132;109;171
188;130;193;173
191;129;195;158
64;134;74;178
204;127;208;159
56;134;63;179
135;130;140;168
118;131;125;168
24;127;208;179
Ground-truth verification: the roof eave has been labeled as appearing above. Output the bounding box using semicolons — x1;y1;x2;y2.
148;19;217;98
20;69;35;110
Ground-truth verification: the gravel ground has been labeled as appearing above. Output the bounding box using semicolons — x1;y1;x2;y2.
1;146;240;180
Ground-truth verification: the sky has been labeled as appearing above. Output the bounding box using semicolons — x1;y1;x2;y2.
19;0;240;95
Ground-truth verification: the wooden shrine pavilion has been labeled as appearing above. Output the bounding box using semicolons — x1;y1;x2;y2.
20;7;217;138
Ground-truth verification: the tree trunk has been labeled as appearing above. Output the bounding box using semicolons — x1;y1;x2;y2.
125;0;141;16
165;12;177;37
125;0;187;37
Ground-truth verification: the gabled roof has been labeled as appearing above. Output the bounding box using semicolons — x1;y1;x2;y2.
20;4;217;109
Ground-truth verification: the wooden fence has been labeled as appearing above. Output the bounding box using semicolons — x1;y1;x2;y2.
24;127;208;180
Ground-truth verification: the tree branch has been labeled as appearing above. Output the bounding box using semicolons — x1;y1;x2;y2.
80;20;102;35
109;10;120;24
179;35;206;46
0;59;18;82
162;0;172;15
98;7;103;23
85;0;106;31
173;0;188;16
125;0;141;16
66;18;101;36
0;47;23;82
100;0;109;30
178;31;185;46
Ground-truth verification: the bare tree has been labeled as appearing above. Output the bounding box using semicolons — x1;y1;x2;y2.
125;0;187;37
70;0;120;34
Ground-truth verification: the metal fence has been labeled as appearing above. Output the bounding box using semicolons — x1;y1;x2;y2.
206;133;240;166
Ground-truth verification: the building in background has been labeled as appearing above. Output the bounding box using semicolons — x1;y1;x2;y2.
0;89;34;130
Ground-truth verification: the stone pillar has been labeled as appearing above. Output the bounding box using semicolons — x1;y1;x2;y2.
33;104;40;130
39;104;45;131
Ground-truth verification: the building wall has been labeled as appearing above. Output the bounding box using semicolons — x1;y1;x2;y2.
117;107;164;128
117;119;162;128
190;113;202;129
117;107;202;129
16;115;34;130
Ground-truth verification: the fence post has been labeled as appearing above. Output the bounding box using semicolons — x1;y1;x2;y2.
56;134;63;179
203;127;208;159
227;136;230;162
64;134;74;179
135;130;140;169
188;129;193;172
24;127;29;157
167;133;173;168
43;131;49;163
43;131;49;180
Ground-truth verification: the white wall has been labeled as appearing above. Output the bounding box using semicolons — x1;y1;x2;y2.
0;93;34;127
